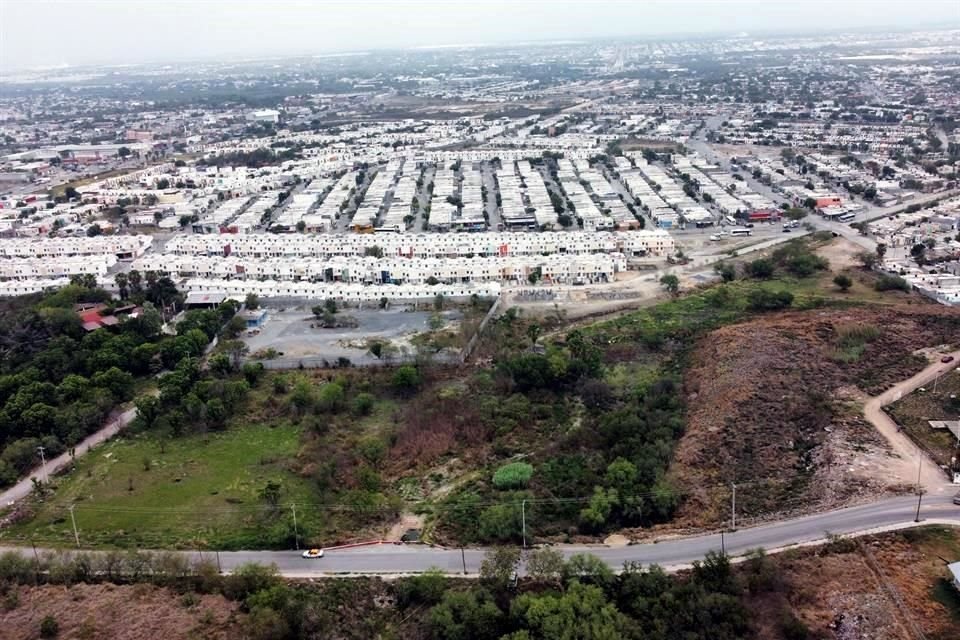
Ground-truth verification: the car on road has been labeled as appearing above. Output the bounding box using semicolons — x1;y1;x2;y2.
709;234;722;241
302;548;324;559
782;227;792;233
954;493;960;505
942;355;955;363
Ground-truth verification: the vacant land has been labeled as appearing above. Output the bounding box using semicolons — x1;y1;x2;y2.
0;582;244;640
887;370;960;469
671;305;957;527
243;306;470;365
761;526;960;640
2;420;318;550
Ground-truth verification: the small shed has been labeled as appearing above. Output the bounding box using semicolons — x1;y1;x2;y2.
239;308;268;329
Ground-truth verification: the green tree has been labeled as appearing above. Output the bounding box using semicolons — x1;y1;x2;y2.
659;274;680;296
525;548;565;585
508;581;627;640
479;547;521;591
745;258;774;279
428;589;503;640
713;261;735;282
244;293;260;310
392;365;421;396
833;274;852;292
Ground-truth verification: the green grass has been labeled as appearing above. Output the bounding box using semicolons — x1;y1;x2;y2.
3;421;317;550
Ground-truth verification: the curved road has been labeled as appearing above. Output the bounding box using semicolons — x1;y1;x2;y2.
4;494;956;577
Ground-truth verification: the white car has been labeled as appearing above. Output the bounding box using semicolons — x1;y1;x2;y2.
301;548;324;559
709;234;722;241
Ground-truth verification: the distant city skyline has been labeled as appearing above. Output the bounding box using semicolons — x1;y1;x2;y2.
1;0;958;70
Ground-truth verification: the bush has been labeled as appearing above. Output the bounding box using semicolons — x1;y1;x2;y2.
492;462;533;489
395;569;447;608
874;274;911;292
833;274;852;291
745;259;774;279
747;289;794;311
351;392;375;416
40;616;59;638
392;366;422;396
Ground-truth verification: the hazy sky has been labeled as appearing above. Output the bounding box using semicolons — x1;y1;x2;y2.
1;0;958;70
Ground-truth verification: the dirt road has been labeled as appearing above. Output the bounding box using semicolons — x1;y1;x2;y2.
863;349;959;495
0;405;140;508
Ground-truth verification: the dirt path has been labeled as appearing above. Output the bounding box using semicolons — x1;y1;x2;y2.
863;349;959;496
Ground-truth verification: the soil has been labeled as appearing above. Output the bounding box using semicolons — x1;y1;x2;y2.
0;583;244;640
670;305;960;527
752;527;960;640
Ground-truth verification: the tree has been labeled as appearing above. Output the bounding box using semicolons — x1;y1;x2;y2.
857;251;879;270
429;589;503;640
245;293;260;310
479;547;521;591
392;365;421;396
875;243;887;261
713;262;735;282
745;258;774;279
86;224;102;237
659;274;679;296
526;323;541;347
117;146;131;158
833;274;852;292
557;213;573;228
784;207;807;220
323;298;337;315
509;581;627;640
114;272;129;299
259;481;283;513
525;548;565;585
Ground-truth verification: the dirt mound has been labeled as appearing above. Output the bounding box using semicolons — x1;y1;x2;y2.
671;306;960;525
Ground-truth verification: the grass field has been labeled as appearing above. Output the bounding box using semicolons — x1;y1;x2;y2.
3;421;319;550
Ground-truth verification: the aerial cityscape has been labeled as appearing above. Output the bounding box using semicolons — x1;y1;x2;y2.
1;1;959;638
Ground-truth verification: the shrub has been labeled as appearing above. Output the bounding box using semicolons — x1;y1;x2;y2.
833;274;852;291
492;462;533;489
745;259;774;279
351;392;375;416
874;274;911;292
40;615;59;638
747;289;794;311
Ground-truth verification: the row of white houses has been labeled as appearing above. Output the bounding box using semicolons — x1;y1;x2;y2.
0;235;153;259
164;230;675;259
0;254;116;280
131;253;626;285
183;278;502;303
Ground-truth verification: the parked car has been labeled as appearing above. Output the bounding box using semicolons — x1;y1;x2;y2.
942;355;955;363
953;493;960;505
302;548;324;559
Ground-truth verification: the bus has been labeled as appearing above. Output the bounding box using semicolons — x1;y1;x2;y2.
838;213;857;223
729;227;752;237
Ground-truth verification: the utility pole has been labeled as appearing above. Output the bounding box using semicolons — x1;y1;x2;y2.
68;504;80;548
721;530;725;555
731;483;737;531
521;500;527;548
914;461;923;523
291;504;299;551
461;547;467;575
36;445;47;483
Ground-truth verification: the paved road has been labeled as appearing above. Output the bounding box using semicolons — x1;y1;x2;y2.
6;494;955;577
0;406;139;507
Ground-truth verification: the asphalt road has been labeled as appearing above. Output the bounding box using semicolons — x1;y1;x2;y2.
8;493;952;577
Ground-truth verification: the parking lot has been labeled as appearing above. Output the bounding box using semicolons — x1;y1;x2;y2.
241;306;463;366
